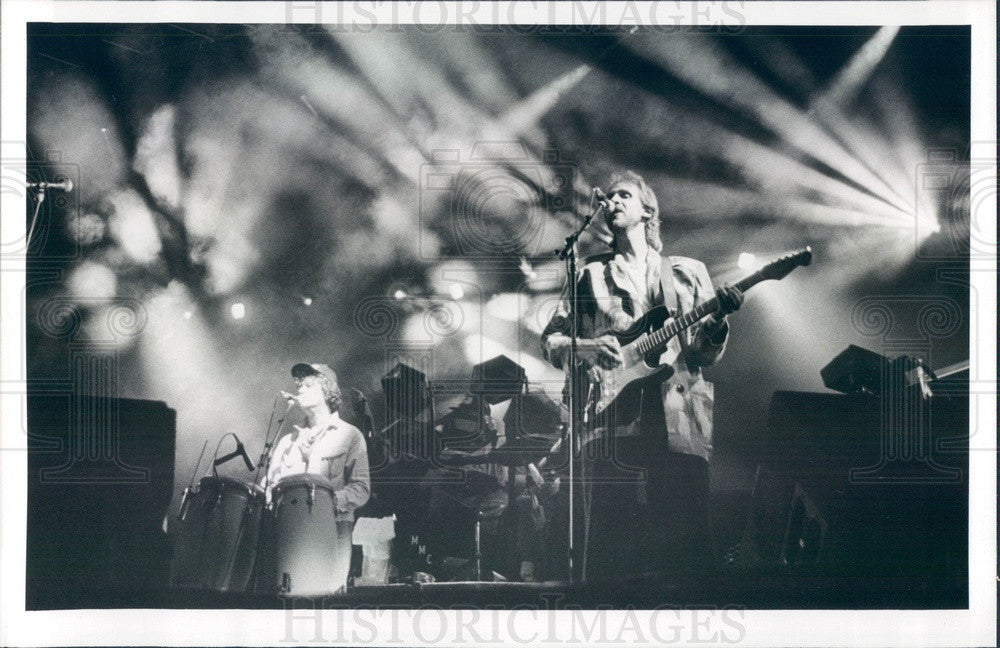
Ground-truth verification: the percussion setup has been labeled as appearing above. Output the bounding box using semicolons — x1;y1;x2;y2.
168;357;567;596
169;441;357;596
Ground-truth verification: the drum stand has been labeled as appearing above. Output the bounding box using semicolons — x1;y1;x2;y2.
474;510;484;581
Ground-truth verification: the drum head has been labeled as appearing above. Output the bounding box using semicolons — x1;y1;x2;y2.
198;475;264;498
272;473;335;497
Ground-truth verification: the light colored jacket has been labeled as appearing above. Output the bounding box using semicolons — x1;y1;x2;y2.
541;250;727;461
267;411;371;521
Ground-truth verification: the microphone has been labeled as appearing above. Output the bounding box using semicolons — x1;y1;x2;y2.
280;391;298;407
212;434;256;471
27;178;74;192
592;187;611;213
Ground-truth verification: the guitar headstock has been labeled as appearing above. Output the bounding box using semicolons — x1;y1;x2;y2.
757;246;813;281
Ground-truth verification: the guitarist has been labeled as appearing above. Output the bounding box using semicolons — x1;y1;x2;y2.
540;170;743;580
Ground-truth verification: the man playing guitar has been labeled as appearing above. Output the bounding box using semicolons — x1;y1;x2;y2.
541;170;742;580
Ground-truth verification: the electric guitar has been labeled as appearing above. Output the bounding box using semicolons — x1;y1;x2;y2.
587;247;813;417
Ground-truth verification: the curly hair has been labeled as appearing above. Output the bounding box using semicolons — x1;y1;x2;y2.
317;373;343;413
296;371;343;413
606;170;662;252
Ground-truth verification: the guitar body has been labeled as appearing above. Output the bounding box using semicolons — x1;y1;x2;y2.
584;247;813;418
589;305;677;416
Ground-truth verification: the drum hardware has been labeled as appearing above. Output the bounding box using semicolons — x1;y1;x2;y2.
474;510;485;581
420;468;507;581
211;433;257;473
178;487;192;522
178;440;209;523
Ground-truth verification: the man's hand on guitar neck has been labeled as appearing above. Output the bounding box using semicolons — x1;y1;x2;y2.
715;285;744;316
703;285;744;345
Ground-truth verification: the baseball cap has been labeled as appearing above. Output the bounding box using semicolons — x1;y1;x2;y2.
291;362;338;384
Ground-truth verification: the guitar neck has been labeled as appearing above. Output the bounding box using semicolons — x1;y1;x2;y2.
634;271;764;356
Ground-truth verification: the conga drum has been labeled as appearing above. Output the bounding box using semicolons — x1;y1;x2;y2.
270;474;353;596
169;476;264;591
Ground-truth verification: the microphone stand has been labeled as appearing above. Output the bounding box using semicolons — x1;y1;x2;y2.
25;185;47;251
555;198;602;583
255;396;293;490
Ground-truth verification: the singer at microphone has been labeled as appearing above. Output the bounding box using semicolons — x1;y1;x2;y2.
540;169;743;580
592;187;612;213
264;362;370;515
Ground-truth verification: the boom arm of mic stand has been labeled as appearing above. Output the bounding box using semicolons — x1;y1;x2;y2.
557;209;598;260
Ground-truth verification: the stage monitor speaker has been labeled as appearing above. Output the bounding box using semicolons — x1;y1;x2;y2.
820;344;888;395
740;390;967;602
381;363;430;420
470;355;527;404
27;394;176;609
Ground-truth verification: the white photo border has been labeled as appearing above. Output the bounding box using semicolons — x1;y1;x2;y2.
1;1;995;646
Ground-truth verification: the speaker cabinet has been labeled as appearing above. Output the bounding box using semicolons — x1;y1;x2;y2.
27;394;176;609
741;391;967;588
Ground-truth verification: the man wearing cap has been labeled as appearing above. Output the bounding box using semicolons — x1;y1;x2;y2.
267;362;371;513
541;170;743;580
260;363;370;594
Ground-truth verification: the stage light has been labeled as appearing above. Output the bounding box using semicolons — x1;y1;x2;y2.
183;311;193;320
66;213;107;246
486;293;523;322
518;257;537;280
302;296;313;306
822;27;899;107
393;289;407;300
448;283;464;300
67;261;117;302
230;302;246;320
106;189;163;264
497;64;591;135
737;253;758;270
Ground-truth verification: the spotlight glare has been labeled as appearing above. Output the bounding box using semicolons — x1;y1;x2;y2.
183;311;193;320
393;289;407;300
302;296;313;306
737;252;757;270
448;283;464;300
914;209;942;240
230;302;246;320
486;293;523;322
519;257;537;280
68;261;117;301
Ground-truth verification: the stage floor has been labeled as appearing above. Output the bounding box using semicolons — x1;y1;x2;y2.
29;572;968;611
